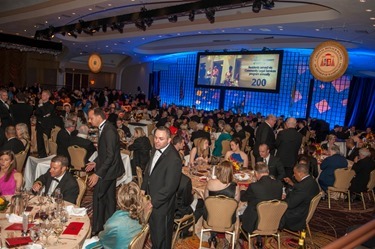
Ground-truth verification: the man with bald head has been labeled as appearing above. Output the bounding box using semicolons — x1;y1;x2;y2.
275;117;303;178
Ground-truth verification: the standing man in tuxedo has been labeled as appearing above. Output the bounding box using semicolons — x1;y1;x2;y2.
142;126;182;249
86;108;125;235
32;155;78;204
275;117;303;178
56;118;76;161
0;89;13;128
253;114;276;158
9;92;33;129
257;144;285;180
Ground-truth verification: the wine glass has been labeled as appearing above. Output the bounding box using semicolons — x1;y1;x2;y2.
39;208;48;222
40;222;53;246
60;210;69;224
29;225;40;244
53;222;64;245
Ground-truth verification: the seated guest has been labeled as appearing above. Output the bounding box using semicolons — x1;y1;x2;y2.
240;162;283;235
297;145;319;179
232;123;246;141
189;137;210;165
15;123;30;148
56;118;76;160
225;137;249;169
190;123;211;146
85;182;151;249
281;163;320;231
70;124;96;163
321;134;337;154
0;150;23;195
116;118;131;138
127;127;152;174
212;124;232;157
346;138;359;161
0;126;25;154
203;160;240;247
318;145;348;192
172;135;186;164
32;155;78;204
349;148;375;198
257;143;285;180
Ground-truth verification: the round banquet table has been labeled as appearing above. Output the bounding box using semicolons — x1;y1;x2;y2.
0;196;91;249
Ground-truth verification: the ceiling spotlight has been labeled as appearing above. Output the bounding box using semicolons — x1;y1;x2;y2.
67;31;77;38
168;15;178;23
252;0;262;13
135;20;146;31
205;8;215;24
189;10;195;22
262;0;275;10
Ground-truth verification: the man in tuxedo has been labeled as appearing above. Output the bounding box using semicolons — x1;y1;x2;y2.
349;148;375;195
0;89;13;128
35;90;55;158
1;126;24;154
9;92;33;129
142;127;181;249
281;163;320;231
70;124;96;163
32;155;79;204
240;162;283;235
257;144;285;180
346;138;359;161
56;118;76;161
253;114;276;158
86;108;125;235
275;117;303;178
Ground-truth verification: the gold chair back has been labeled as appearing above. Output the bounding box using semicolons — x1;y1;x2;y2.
367;170;375;191
306;192;322;224
136;166;143;188
221;140;231;156
128;224;150;249
43;133;50;156
331;168;355;191
48;140;57;155
204;195;238;232
15;150;27;173
148;134;154;147
254;200;288;235
68;145;87;171
50;126;61;142
75;176;86;207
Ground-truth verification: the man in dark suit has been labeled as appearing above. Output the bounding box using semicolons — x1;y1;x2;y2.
1;126;25;154
349;148;375;195
345;138;359;161
275;117;303;178
281;163;320;231
240;162;283;234
86;108;125;235
257;144;285;180
142;126;182;249
10;92;33;129
190;123;211;146
32;155;79;204
253;114;276;158
70;124;96;163
35;90;55;158
56;118;76;161
0;89;13;128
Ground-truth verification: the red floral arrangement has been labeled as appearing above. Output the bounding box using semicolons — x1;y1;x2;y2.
312;143;322;155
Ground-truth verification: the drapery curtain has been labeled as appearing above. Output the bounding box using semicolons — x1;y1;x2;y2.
345;76;375;130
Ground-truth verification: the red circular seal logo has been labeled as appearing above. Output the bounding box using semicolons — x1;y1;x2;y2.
309;41;348;82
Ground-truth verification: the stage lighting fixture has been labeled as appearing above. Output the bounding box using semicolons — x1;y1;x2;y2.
144;17;153;27
262;0;275;9
67;31;77;38
205;8;215;23
102;24;107;32
168;15;178;23
47;26;55;39
252;0;262;13
189;10;195;22
135;20;147;31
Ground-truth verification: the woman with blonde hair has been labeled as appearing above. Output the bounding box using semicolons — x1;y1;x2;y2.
189;137;210;165
15;123;30;148
85;182;151;249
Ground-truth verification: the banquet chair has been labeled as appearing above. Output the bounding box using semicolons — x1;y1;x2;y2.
48;140;58;155
141;195;152;224
68;145;88;182
147;123;155;136
172;213;195;247
50;126;61;142
15;150;28;173
199;195;238;249
148;134;154;147
328;168;355;210
128;224;150;249
75;176;86;207
43;133;50;156
284;192;322;247
359;170;375;210
136;166;143;188
221;140;231;156
241;200;288;249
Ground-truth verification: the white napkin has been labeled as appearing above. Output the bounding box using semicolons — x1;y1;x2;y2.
82;236;100;249
25;244;43;249
66;205;87;216
6;213;23;223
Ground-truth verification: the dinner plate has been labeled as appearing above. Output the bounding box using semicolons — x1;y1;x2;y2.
234;173;250;181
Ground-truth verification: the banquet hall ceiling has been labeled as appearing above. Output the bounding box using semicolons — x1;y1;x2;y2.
1;0;375;76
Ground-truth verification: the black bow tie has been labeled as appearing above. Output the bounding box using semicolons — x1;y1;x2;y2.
52;178;60;183
157;149;162;154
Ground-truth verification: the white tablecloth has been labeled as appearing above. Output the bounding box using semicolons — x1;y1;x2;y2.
24;155;56;189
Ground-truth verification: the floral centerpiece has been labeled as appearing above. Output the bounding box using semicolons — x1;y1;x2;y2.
312;143;322;156
0;196;9;211
228;156;242;172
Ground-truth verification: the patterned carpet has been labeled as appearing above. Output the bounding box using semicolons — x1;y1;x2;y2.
81;188;375;248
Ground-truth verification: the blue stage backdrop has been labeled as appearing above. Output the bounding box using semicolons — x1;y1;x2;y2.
156;51;351;128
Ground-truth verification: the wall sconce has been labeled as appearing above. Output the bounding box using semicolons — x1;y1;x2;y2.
90;80;95;85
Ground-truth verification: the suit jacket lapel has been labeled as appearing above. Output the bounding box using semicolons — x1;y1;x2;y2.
149;146;169;175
